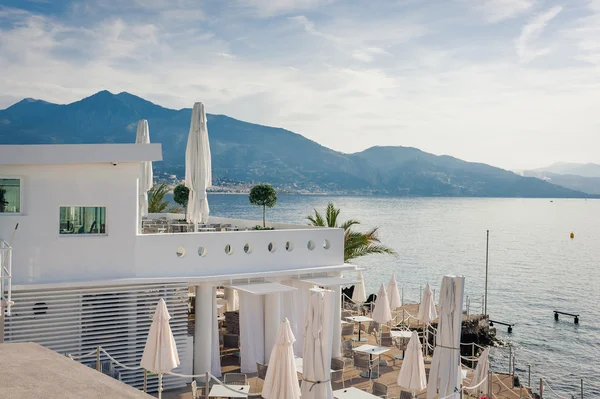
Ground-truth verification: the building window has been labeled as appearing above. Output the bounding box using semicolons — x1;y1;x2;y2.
59;207;106;235
0;178;20;213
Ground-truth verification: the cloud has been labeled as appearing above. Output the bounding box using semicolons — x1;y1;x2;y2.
466;0;538;23
352;47;391;63
515;6;562;63
239;0;334;17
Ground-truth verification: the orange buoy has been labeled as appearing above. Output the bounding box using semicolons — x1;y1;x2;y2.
570;232;575;239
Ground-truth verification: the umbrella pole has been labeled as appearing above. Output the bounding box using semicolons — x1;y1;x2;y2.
143;369;147;393
158;373;163;399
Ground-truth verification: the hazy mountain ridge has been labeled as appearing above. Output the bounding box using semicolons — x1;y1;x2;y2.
522;162;600;195
0;91;592;198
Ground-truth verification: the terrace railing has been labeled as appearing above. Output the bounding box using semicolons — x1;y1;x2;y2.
0;239;13;316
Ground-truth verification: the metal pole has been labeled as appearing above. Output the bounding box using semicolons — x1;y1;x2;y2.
509;345;512;376
96;346;101;371
205;372;210;399
581;378;583;399
158;373;163;399
539;378;544;399
401;287;404;306
484;230;489;317
419;286;422;303
143;369;147;393
472;343;475;369
512;356;516;388
528;364;531;387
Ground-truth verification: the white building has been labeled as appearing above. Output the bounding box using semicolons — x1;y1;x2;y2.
0;143;354;391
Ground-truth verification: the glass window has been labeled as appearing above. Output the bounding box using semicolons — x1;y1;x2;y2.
0;178;20;213
59;207;106;235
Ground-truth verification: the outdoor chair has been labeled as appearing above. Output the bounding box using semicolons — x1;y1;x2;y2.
352;353;375;384
190;381;204;398
341;322;355;339
221;334;240;358
399;390;413;399
378;335;394;348
368;321;380;335
224;373;248;386
372;381;389;398
342;310;353;319
341;339;354;366
331;357;346;388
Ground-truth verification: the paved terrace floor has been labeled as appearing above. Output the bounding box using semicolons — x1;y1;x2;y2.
160;304;531;399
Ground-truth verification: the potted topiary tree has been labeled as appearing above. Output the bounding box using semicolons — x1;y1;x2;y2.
249;184;277;228
173;184;189;216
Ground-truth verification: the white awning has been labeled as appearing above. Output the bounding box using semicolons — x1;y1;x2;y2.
227;282;297;295
297;277;357;287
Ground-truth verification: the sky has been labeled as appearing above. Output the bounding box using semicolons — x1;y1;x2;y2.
1;0;599;170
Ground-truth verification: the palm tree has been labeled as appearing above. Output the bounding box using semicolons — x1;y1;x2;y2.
307;202;396;262
148;183;180;213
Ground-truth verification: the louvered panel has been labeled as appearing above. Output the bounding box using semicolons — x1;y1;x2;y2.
4;282;191;392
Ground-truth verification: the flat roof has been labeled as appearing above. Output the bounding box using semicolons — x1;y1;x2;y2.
0;342;152;399
227;282;297;295
0;144;162;165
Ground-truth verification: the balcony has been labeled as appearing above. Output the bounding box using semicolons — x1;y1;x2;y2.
134;216;345;280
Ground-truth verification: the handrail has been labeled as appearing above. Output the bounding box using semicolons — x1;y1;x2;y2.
0;240;13;315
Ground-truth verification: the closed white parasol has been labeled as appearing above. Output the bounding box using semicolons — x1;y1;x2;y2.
466;347;489;397
262;318;301;399
387;274;402;310
185;102;212;227
301;289;334;399
140;298;180;399
352;270;367;303
371;284;393;325
135;120;153;218
397;331;427;397
417;283;437;324
427;275;465;399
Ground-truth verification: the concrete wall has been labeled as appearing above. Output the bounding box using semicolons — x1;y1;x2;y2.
0;162;139;285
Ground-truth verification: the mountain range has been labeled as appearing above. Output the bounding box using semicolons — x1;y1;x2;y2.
521;162;600;195
0;91;593;198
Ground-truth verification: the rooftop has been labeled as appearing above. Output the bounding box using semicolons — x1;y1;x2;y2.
0;143;162;165
0;342;153;399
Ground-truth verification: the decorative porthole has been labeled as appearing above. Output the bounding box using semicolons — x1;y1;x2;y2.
285;241;293;252
268;242;276;253
176;246;186;258
307;240;315;251
323;239;331;250
244;243;252;254
198;247;207;257
224;244;234;255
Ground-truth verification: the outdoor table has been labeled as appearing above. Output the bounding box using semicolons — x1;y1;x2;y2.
294;357;334;375
390;330;412;360
352;344;389;379
345;315;373;342
334;387;381;398
208;384;249;398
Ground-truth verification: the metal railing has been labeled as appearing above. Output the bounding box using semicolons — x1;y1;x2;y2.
0;239;13;316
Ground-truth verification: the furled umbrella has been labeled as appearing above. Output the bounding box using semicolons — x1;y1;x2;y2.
418;283;438;357
185;102;212;228
466;347;490;397
371;284;393;325
135;120;153;218
352;270;367;304
397;331;427;398
262;318;301;399
140;298;180;399
301;289;334;399
427;275;465;399
387;274;402;311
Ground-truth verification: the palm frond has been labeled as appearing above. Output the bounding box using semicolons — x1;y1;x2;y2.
306;209;326;226
325;202;341;228
340;219;360;231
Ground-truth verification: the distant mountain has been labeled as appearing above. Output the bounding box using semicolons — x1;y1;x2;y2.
521;170;600;195
531;162;600;178
0;91;592;198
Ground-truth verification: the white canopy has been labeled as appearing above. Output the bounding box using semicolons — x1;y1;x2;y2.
262;318;301;399
467;347;489;397
417;283;438;324
371;284;393;324
185;102;212;225
300;289;334;399
298;277;357;287
135;120;153;218
397;331;427;394
140;299;180;399
387;274;402;310
228;282;297;295
427;276;465;399
352;271;367;303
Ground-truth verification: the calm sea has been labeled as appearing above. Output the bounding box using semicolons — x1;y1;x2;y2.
185;194;600;396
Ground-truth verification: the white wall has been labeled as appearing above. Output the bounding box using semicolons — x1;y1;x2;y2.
0;162;139;285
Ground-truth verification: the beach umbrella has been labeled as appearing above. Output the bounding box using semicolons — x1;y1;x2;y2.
135;120;153;218
466;348;489;397
427;275;465;399
417;283;437;324
387;274;402;310
262;318;301;399
301;290;334;399
397;331;427;397
140;299;180;399
352;270;367;303
185;102;212;227
371;284;393;325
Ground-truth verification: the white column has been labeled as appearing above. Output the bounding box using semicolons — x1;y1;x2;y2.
331;284;342;358
264;292;282;362
194;284;212;380
224;287;235;312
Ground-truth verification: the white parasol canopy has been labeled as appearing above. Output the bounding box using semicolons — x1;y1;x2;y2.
387;274;402;310
140;298;180;399
135;119;153;218
466;347;489;397
427;276;465;399
185;102;212;226
262;318;301;399
300;289;334;399
417;283;437;324
352;270;367;303
397;331;427;395
371;284;393;324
